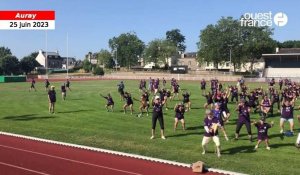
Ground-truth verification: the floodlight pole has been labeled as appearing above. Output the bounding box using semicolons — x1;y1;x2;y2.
45;30;48;78
67;32;69;78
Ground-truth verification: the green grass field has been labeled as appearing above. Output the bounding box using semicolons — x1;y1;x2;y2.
0;80;299;175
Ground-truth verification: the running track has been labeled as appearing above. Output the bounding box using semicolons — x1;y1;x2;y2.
0;133;225;175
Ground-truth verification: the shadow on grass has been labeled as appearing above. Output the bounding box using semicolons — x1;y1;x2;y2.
166;131;203;138
58;109;93;114
190;107;201;110
222;145;256;155
3;114;55;121
186;125;201;130
270;143;295;148
269;133;285;140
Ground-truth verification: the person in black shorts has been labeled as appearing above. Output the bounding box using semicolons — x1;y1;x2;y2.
235;99;252;142
61;83;67;100
117;81;125;101
203;91;213;109
123;92;133;115
200;79;206;95
48;86;56;114
45;79;50;91
174;103;186;131
133;92;149;117
151;95;166;139
66;79;71;91
253;118;274;150
100;93;114;112
29;78;36;92
182;91;191;112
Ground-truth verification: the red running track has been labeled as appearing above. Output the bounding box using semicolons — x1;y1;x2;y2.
0;134;220;175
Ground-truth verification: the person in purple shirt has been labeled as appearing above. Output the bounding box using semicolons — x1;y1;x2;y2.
173;103;186;131
271;90;280;113
260;95;272;119
235;99;253;142
202;109;221;157
203;91;213;110
200;79;206;95
171;83;180;100
151;95;167;140
182;91;191;112
247;91;259;113
279;78;283;90
280;99;295;134
45;79;50;91
66;79;71;91
61;83;67;100
154;79;159;94
162;78;167;88
253;118;274;150
212;103;229;141
29;78;36;92
123;92;134;115
134;92;150;117
100;93;114;112
48;86;56;114
230;86;239;103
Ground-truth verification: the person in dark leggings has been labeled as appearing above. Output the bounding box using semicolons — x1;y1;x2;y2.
235;99;252;142
48;86;56;114
151;95;166;140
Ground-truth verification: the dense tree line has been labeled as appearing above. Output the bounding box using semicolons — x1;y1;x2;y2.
0;47;40;75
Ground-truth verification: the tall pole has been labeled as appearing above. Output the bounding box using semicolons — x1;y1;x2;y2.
230;47;232;65
45;30;48;78
116;47;118;71
67;32;69;78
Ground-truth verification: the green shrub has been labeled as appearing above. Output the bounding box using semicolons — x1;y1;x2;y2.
93;66;104;75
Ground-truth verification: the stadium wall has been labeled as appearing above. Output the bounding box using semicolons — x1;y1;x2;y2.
264;68;300;78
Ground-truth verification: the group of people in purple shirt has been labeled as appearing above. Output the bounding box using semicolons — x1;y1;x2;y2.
100;77;300;156
202;77;300;157
29;78;71;114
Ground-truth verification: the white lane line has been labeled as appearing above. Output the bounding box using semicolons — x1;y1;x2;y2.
0;161;51;175
0;144;142;175
0;132;247;175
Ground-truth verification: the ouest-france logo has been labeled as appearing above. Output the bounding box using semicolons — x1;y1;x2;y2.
240;11;288;27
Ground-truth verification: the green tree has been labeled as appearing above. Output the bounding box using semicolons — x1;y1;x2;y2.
0;47;12;58
197;23;224;69
20;52;41;74
144;39;177;67
166;29;186;53
82;59;92;72
144;39;161;65
277;40;300;48
96;49;114;69
197;16;275;72
109;32;145;69
93;66;104;75
0;55;20;75
241;26;276;72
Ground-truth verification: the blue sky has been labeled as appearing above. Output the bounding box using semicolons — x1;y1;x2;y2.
0;0;299;59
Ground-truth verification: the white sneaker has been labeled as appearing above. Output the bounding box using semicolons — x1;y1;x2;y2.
280;129;284;134
266;146;271;150
202;151;205;155
150;136;154;139
217;153;221;158
161;136;166;140
254;145;258;150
